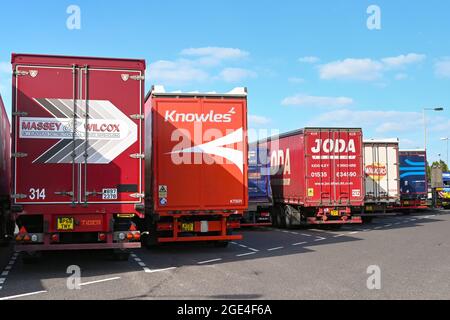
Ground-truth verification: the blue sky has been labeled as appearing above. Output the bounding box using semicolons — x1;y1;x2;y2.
1;0;449;162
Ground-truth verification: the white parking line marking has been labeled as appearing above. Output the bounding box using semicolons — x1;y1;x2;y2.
292;242;307;246
333;234;345;238
145;267;177;273
4;266;11;271
385;224;392;227
1;271;9;277
0;279;5;284
138;262;146;267
237;252;256;257
239;244;248;248
267;247;284;251
80;277;121;287
248;247;259;252
290;232;299;235
231;242;238;245
301;234;312;237
134;258;142;262
198;258;222;265
314;237;326;241
348;232;359;235
130;254;137;258
0;291;48;301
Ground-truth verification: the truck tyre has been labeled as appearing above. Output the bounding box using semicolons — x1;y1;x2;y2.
22;252;42;264
284;205;295;229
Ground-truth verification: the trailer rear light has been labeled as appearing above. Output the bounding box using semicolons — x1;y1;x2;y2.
260;212;270;217
133;233;141;241
23;235;31;242
322;215;328;222
118;233;126;241
98;233;106;242
15;234;23;241
129;223;137;231
342;216;349;221
126;233;134;241
51;234;60;243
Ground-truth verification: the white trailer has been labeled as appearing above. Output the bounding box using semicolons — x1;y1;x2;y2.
363;139;400;218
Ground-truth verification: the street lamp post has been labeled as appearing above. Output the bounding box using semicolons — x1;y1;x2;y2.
423;107;444;151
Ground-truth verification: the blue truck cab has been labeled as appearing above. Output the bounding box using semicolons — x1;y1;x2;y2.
399;150;428;208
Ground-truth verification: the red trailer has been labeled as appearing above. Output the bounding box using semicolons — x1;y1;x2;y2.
143;86;247;246
0;94;13;245
261;128;363;228
11;54;145;260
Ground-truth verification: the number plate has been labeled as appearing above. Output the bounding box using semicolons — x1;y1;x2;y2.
57;217;74;231
103;188;118;200
403;201;409;205
365;206;373;212
181;223;194;232
330;210;339;217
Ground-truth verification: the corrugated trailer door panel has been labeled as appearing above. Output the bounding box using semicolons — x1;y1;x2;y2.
79;68;143;204
14;65;79;204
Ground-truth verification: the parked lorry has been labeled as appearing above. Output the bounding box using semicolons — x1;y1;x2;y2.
0;94;12;245
436;172;450;209
261;128;364;228
398;150;428;210
362;139;400;220
143;86;247;246
11;54;145;261
241;144;272;227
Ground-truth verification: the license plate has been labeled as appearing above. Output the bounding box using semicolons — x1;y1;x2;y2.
181;223;194;232
57;217;74;231
330;210;339;217
403;201;409;205
366;206;373;212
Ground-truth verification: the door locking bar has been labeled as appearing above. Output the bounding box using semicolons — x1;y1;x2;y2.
55;191;74;197
71;64;78;206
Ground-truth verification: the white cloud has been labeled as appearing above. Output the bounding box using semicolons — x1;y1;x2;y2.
308;109;429;134
249;115;271;125
381;53;426;69
435;58;450;78
319;53;425;81
395;73;408;80
319;59;384;81
288;77;305;84
148;59;209;84
282;94;354;108
0;62;10;73
218;68;257;83
180;47;249;66
299;56;320;64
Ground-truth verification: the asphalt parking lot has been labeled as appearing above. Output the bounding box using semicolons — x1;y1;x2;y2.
0;210;449;300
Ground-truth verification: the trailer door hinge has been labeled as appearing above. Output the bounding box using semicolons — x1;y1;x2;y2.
11;194;27;200
130;153;145;159
130;75;145;81
130;193;145;199
12;152;28;158
130;114;144;120
12;111;29;117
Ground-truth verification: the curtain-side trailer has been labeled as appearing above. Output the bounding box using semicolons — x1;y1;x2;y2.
241;144;273;227
11;54;145;261
398;149;428;210
362;139;400;220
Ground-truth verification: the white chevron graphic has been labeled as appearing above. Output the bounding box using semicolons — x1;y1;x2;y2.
169;128;244;173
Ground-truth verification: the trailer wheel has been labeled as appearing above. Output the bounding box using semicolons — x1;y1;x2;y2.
22;252;42;264
284;205;295;229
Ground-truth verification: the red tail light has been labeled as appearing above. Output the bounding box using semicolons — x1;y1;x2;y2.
126;233;134;240
99;233;106;241
133;233;141;241
51;234;60;242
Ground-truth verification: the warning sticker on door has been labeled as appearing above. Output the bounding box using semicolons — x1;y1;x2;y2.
159;185;168;198
308;188;314;197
